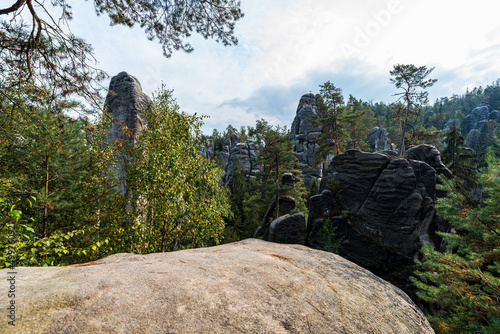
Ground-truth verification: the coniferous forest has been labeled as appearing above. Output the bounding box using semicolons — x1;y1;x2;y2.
1;1;499;333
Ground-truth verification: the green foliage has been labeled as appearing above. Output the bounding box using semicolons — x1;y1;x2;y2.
412;145;500;333
406;124;443;148
222;159;257;242
441;123;485;199
473;120;498;153
344;95;376;151
250;119;304;220
390;64;437;155
441;122;465;167
0;84;128;267
93;0;243;57
314;81;347;157
127;87;232;253
313;218;343;254
0;197;89;267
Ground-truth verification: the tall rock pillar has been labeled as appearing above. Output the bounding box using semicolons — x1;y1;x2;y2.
105;72;151;196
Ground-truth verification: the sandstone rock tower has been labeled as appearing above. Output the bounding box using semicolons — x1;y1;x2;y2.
105;72;151;195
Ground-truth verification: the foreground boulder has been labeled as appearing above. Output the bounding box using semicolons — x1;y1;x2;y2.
1;239;433;333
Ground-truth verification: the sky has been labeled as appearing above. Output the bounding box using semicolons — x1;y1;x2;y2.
35;0;500;134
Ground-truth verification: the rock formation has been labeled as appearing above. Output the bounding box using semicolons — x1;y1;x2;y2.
405;144;453;179
268;212;306;244
220;135;260;188
442;118;460;131
290;93;324;185
307;146;451;288
105;72;151;195
199;139;215;160
0;239;434;334
368;126;389;150
461;102;500;148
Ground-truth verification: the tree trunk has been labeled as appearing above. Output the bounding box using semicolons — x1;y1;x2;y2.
398;96;411;155
275;153;280;220
43;146;49;238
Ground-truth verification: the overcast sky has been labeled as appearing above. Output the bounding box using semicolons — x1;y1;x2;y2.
55;0;500;134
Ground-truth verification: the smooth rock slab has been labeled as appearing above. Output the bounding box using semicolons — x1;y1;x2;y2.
0;239;433;334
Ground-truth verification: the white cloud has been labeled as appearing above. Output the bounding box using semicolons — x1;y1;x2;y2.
27;0;500;133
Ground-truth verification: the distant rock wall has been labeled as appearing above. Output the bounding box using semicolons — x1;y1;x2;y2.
459;102;500;148
368;126;389;150
220;135;260;189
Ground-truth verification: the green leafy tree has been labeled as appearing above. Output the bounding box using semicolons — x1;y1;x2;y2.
223;159;255;242
314;81;347;158
441;121;465;168
390;64;437;155
412;145;500;333
127;88;231;253
474;120;498;152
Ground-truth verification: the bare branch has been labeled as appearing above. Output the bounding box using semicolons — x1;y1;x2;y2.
0;0;26;15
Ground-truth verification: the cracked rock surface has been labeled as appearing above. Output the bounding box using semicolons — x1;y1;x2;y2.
0;239;433;334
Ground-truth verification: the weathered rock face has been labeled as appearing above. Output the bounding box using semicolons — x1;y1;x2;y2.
219;133;241;167
105;72;151;195
463;102;492;134
290;93;323;184
221;138;260;188
308;148;450;288
199;139;215;159
268;213;306;244
462;102;500;148
0;239;434;334
405;144;453;179
368;126;389;150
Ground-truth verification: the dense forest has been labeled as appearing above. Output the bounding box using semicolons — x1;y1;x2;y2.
1;1;499;333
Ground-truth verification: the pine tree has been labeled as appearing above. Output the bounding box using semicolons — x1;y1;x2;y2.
412;143;500;333
314;81;347;159
390;64;437;155
344;95;376;150
441;122;484;200
0;84;127;266
250;119;302;220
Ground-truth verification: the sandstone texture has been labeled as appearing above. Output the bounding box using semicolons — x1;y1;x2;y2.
220;134;260;189
0;239;433;334
105;72;151;195
308;147;451;286
368;126;389;150
461;102;500;148
290;93;324;185
268;213;307;244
